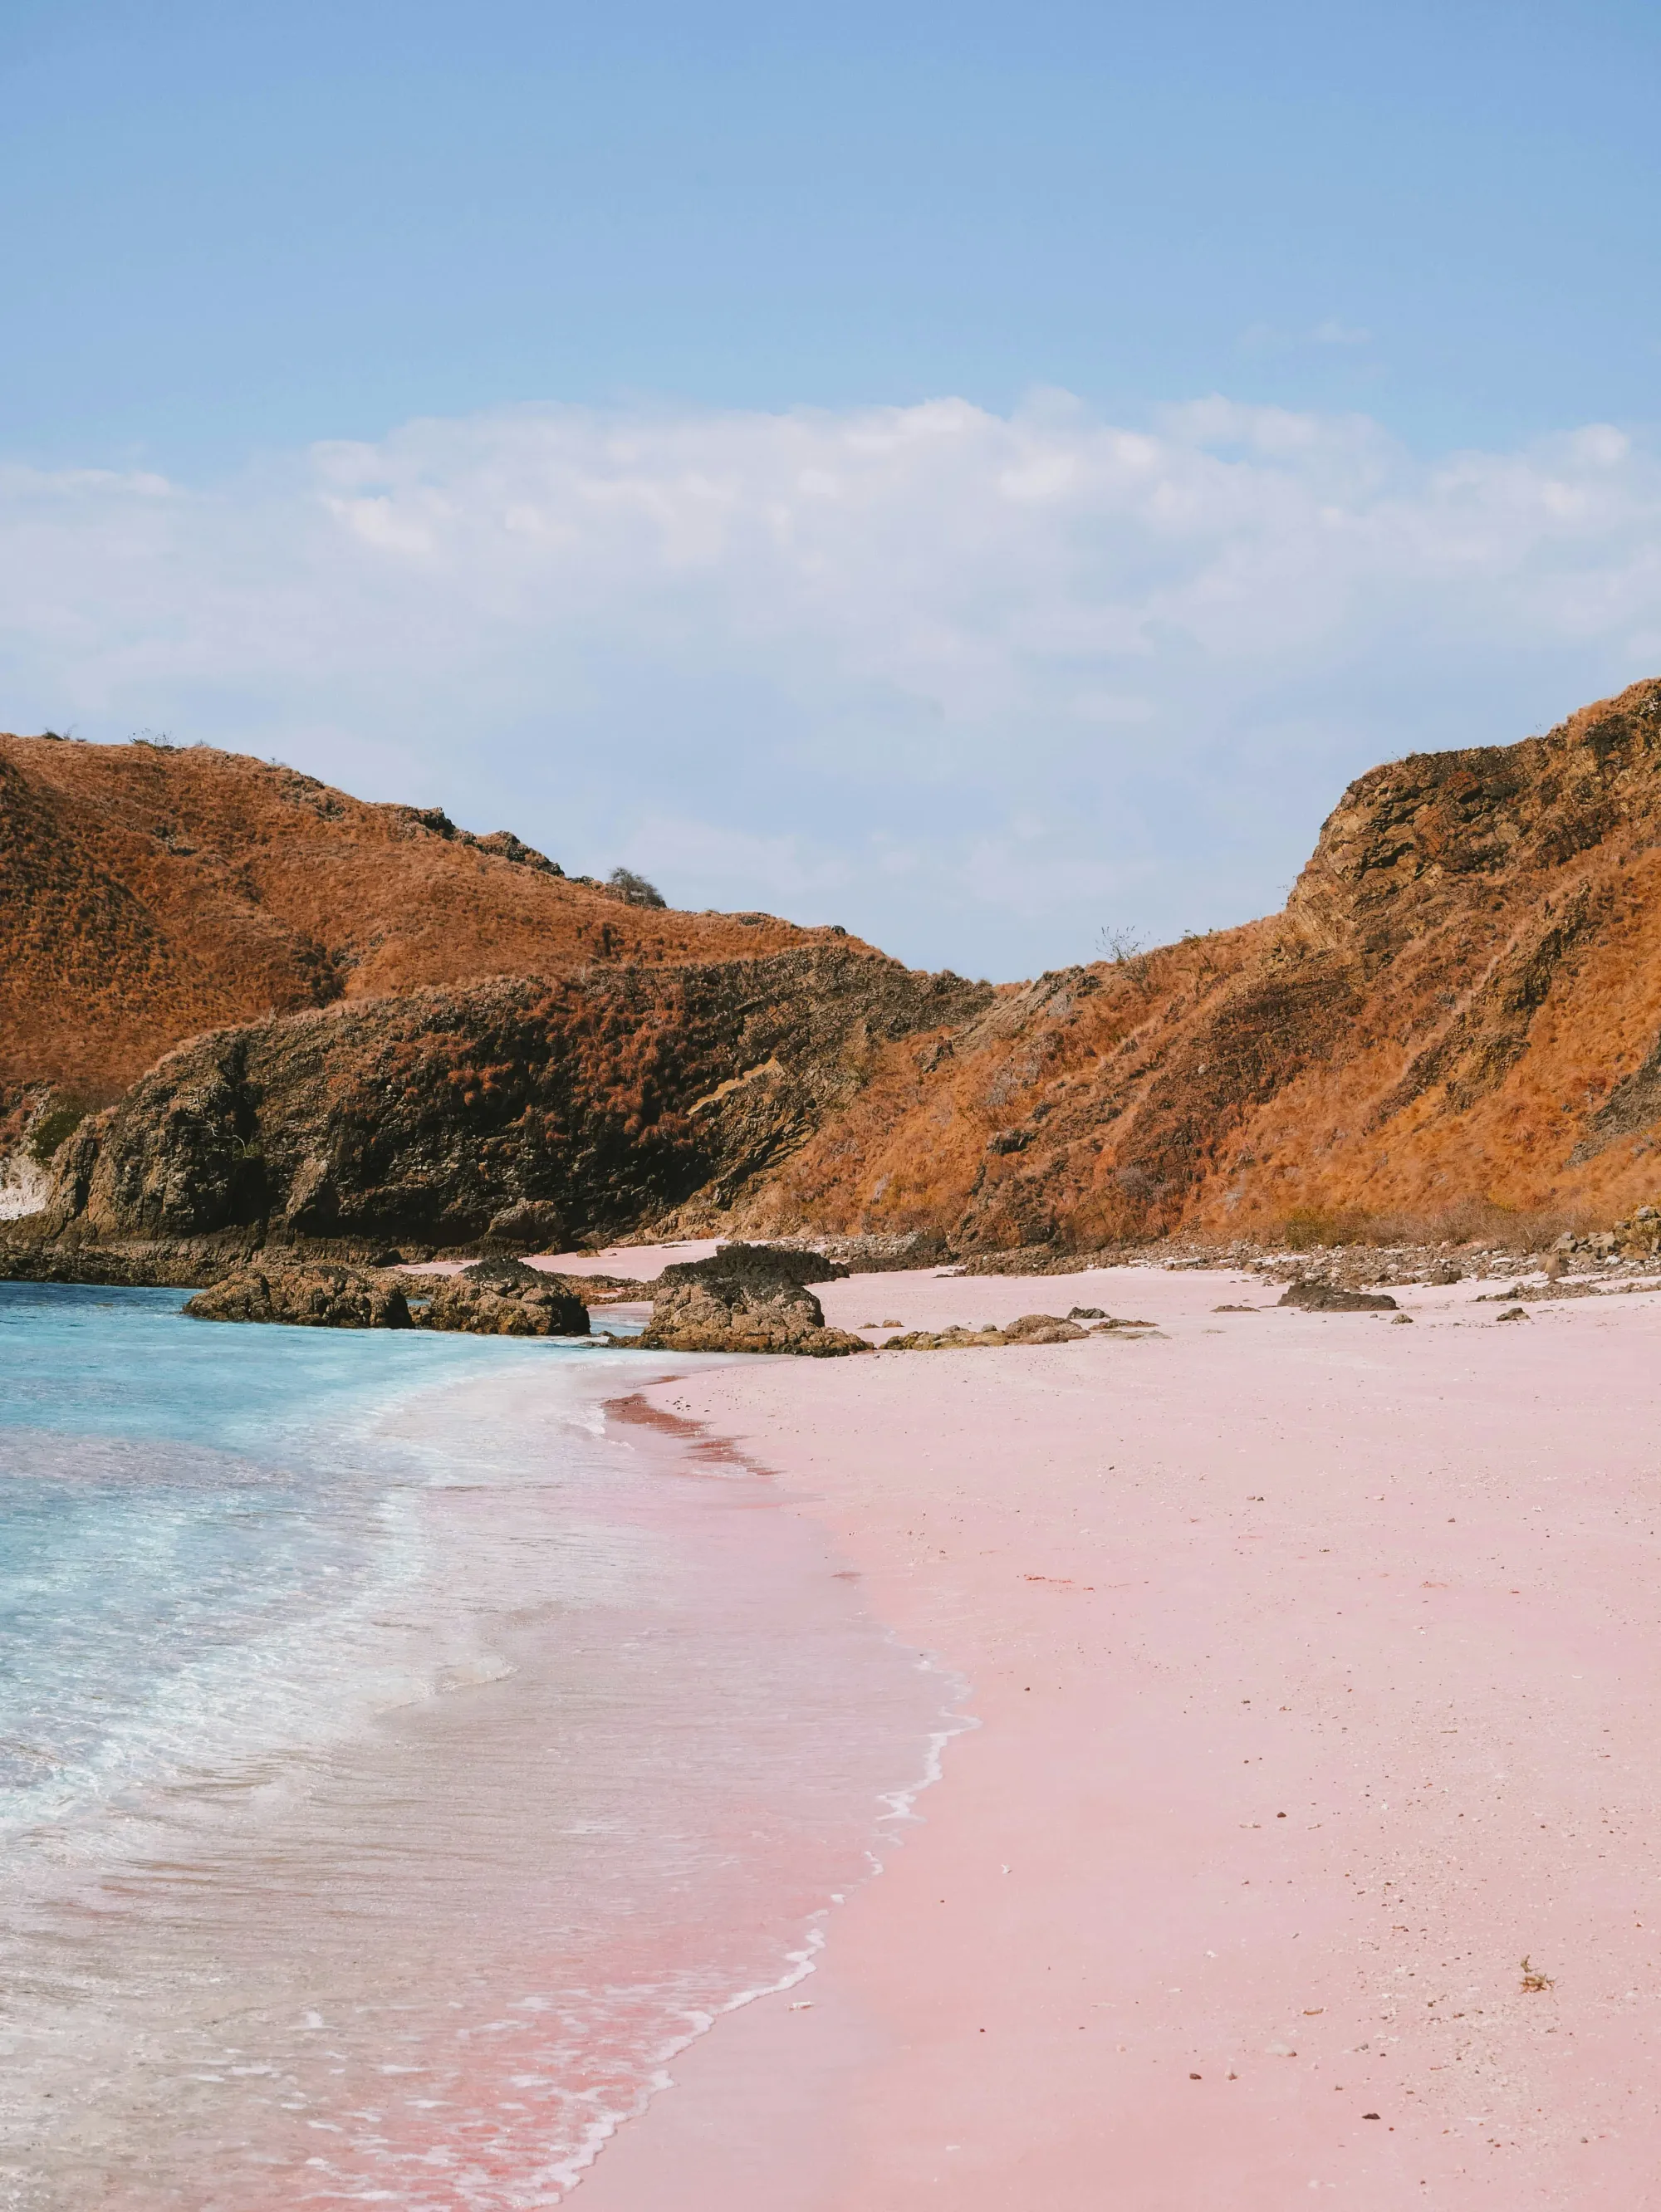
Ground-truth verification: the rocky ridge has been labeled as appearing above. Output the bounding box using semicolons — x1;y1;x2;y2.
725;678;1661;1250
12;680;1661;1279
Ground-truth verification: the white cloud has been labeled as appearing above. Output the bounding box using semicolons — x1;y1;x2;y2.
1;395;1658;976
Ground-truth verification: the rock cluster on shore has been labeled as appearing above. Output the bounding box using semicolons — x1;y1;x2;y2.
185;1262;414;1329
414;1259;590;1336
635;1245;867;1356
1276;1280;1399;1313
883;1310;1154;1348
184;1255;591;1334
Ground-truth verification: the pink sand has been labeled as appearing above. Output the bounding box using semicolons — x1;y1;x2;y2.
399;1238;723;1280
576;1262;1661;2209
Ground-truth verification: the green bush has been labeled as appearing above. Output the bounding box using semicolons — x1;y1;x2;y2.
27;1099;86;1165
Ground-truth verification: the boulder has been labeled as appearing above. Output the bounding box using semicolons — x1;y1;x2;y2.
185;1262;411;1329
1003;1312;1090;1343
657;1243;850;1291
1278;1280;1398;1312
417;1261;590;1337
637;1273;867;1356
483;1199;569;1251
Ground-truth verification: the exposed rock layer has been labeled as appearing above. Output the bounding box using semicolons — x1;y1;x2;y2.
24;952;985;1250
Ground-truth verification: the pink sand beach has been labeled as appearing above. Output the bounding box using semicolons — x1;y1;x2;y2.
575;1260;1661;2209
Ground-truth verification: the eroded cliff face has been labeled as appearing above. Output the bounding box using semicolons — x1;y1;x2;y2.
11;681;1661;1264
37;952;989;1250
728;678;1661;1247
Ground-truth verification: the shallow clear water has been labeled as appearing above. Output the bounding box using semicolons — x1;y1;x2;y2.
0;1286;953;2210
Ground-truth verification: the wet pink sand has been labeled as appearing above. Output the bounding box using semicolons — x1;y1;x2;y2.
576;1262;1661;2209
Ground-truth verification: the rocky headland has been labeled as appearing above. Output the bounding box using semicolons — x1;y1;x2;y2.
10;679;1661;1308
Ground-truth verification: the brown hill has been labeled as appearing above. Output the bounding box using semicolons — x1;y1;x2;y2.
725;677;1661;1249
10;681;1661;1266
0;733;839;1099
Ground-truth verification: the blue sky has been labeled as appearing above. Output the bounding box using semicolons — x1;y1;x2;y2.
3;2;1659;975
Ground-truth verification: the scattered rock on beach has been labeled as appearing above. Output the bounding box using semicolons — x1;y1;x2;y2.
185;1262;412;1329
637;1262;867;1356
1005;1313;1091;1343
882;1312;1097;1350
1277;1280;1399;1313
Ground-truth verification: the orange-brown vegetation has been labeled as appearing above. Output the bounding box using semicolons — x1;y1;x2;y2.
733;678;1661;1249
0;734;840;1099
9;681;1661;1260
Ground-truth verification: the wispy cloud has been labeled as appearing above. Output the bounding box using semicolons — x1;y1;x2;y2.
0;396;1656;975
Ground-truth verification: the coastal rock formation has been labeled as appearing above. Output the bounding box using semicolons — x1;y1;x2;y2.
740;678;1661;1248
184;1262;411;1329
654;1242;850;1291
414;1260;590;1337
14;678;1661;1274
635;1251;868;1356
1276;1280;1399;1313
17;952;986;1252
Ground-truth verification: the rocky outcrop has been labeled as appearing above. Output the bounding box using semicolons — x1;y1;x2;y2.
413;1260;590;1337
742;678;1661;1248
185;1262;412;1328
635;1258;868;1357
27;953;989;1253
654;1242;849;1291
17;680;1661;1277
1276;1281;1399;1313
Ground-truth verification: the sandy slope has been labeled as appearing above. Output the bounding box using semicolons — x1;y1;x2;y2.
576;1262;1661;2210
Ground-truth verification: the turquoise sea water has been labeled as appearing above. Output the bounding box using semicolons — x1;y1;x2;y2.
0;1285;951;2210
0;1283;566;1838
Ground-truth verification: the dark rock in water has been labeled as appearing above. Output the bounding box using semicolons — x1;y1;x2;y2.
419;1270;590;1337
483;1198;568;1251
1067;1305;1105;1319
185;1263;411;1329
1277;1280;1399;1312
637;1273;867;1356
658;1243;850;1291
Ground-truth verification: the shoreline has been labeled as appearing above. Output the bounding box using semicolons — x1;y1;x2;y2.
2;1314;941;2209
576;1260;1661;2209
